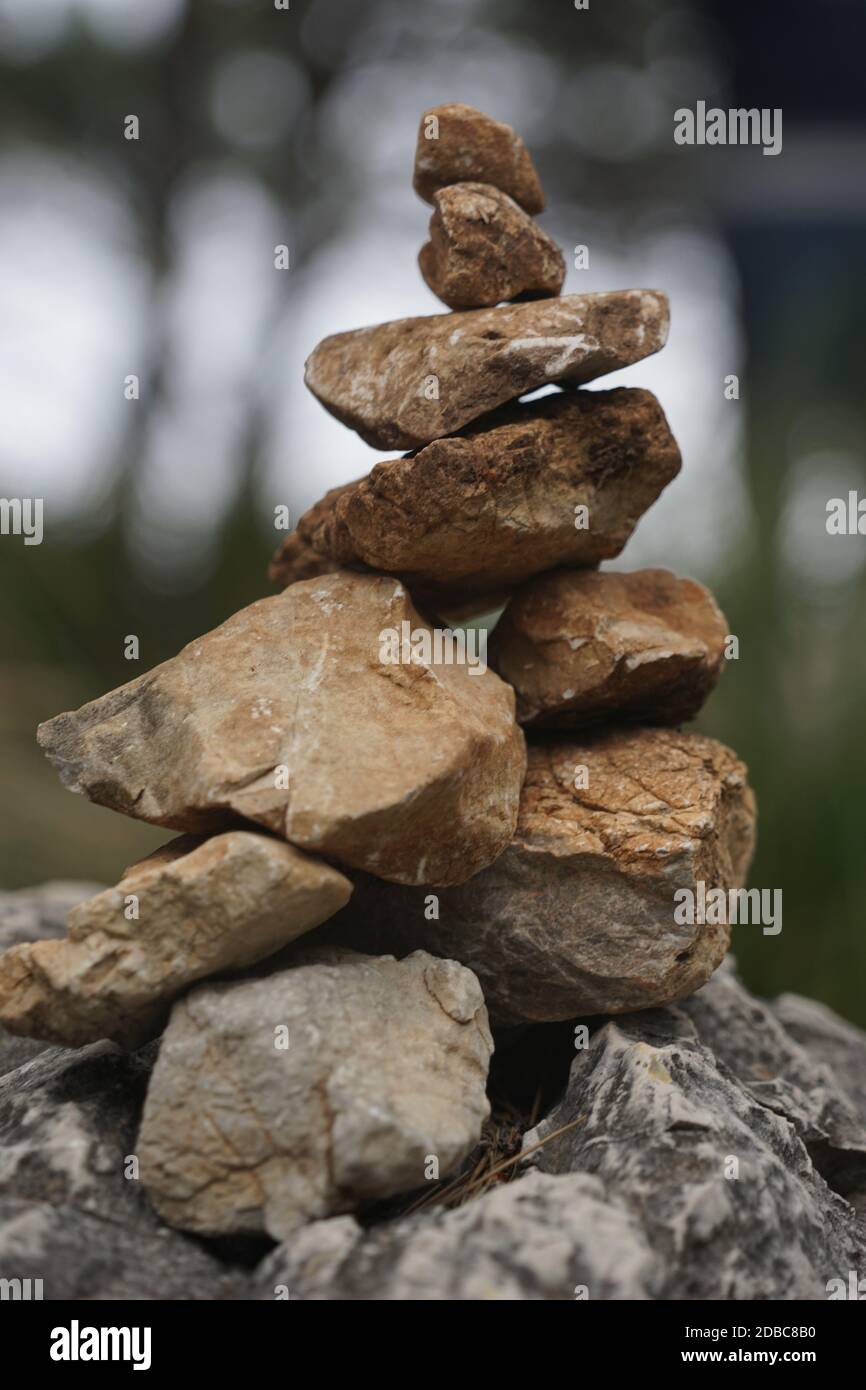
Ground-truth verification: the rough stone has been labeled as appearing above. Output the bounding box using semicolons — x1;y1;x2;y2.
0;1043;243;1299
254;1170;660;1300
490;567;728;728
304;290;670;450
137;948;493;1240
413;103;545;213
320;728;756;1025
0;883;103;1076
37;572;526;888
520;965;866;1299
0;832;352;1050
265;530;339;589
419;182;564;309
773;992;866;1133
280;389;680;601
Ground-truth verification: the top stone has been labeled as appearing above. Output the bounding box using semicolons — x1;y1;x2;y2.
413;103;545;213
304;291;670;450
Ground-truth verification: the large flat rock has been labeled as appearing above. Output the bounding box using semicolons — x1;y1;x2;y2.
0;832;351;1050
37;572;526;888
278;389;680;601
304;291;669;450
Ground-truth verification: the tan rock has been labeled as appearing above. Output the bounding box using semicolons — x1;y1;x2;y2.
413;103;545;213
0;832;351;1049
320;729;757;1025
283;389;680;600
419;183;565;309
304;290;670;450
266;530;338;589
490;568;728;728
137;948;493;1238
37;572;526;887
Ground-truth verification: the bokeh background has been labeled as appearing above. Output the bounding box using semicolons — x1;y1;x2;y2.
1;0;864;1021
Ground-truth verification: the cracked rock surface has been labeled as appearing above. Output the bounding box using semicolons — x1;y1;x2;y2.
0;883;102;1075
419;182;564;309
0;1042;242;1299
321;728;756;1025
520;961;866;1299
490;567;728;727
303;291;669;450
277;389;679;601
0;832;351;1050
37;572;526;888
137;948;493;1241
413;102;545;213
256;962;866;1301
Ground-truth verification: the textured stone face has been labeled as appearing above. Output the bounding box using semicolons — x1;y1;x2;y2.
304;291;670;450
37;572;526;888
280;390;680;600
419;183;564;309
0;832;352;1050
413;102;545;213
137;948;493;1240
490;567;728;728
254;1171;660;1300
320;729;757;1025
0;1042;243;1299
520;965;866;1300
265;529;339;589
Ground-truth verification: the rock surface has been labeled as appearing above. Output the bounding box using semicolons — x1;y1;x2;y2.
0;883;103;1075
254;1170;659;1300
0;832;352;1050
37;572;526;887
137;948;493;1240
520;963;866;1299
304;291;670;450
419;182;564;309
413;103;545;213
321;728;756;1025
0;1042;242;1299
281;389;680;600
265;530;339;589
490;567;728;727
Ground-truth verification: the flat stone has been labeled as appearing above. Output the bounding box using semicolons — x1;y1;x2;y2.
413;103;545;213
419;182;565;309
304;290;670;450
490;567;728;727
320;728;756;1025
283;389;680;601
0;832;352;1050
0;1043;243;1299
520;964;866;1299
137;948;493;1240
37;572;526;888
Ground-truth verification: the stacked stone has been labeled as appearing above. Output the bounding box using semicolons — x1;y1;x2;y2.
0;106;757;1246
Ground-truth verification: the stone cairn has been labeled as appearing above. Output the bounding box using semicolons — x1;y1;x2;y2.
4;103;793;1265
